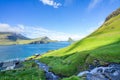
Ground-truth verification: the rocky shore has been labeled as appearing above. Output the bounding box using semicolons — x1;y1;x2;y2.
0;60;22;71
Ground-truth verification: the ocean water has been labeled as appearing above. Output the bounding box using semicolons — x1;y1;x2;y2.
0;42;70;61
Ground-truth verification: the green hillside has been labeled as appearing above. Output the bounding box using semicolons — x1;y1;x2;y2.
35;8;120;77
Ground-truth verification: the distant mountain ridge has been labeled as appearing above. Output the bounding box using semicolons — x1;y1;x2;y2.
0;32;29;41
0;32;56;45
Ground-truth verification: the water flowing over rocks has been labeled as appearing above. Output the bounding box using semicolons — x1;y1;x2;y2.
77;63;120;80
35;60;59;80
0;60;22;71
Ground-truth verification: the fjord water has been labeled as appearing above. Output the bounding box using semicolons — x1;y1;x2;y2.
0;42;70;62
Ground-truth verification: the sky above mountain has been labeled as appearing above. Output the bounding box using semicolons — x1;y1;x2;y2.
0;0;120;41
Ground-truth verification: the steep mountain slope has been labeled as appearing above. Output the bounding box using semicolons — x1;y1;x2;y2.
37;8;120;76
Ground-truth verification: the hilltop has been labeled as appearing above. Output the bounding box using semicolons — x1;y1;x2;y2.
105;8;120;21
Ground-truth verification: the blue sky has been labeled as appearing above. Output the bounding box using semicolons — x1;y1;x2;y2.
0;0;120;41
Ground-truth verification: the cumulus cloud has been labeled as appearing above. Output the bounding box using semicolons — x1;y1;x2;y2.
0;23;24;33
22;26;83;41
88;0;102;10
0;23;83;41
40;0;61;8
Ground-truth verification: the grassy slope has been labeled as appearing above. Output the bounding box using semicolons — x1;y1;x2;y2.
36;13;120;77
0;60;45;80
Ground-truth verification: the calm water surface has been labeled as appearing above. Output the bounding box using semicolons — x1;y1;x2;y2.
0;42;70;61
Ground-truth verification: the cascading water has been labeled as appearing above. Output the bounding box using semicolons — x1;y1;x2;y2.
35;60;59;80
77;64;120;80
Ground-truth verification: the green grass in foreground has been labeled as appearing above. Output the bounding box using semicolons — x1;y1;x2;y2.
0;60;45;80
35;12;120;77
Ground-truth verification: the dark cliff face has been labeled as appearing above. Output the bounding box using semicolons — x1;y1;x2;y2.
29;36;51;44
105;8;120;21
9;33;30;40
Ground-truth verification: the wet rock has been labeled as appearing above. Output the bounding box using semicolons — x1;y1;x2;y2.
46;72;59;80
89;64;96;71
108;63;120;68
0;62;3;67
35;60;59;80
104;67;120;80
0;60;22;71
86;73;109;80
77;63;120;80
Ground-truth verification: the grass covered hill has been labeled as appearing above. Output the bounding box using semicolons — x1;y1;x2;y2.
0;32;30;45
0;32;55;45
35;8;120;77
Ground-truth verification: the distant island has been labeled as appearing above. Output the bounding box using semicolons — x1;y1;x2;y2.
0;32;57;45
68;37;74;42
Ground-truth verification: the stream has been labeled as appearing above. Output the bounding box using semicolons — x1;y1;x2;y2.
35;60;59;80
35;60;120;80
77;63;120;80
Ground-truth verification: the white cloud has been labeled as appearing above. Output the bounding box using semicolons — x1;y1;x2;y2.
23;26;83;41
0;23;83;41
88;0;102;10
40;0;61;8
0;23;24;33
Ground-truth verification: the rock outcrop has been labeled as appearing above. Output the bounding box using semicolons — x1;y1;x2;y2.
0;60;22;71
105;8;120;21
